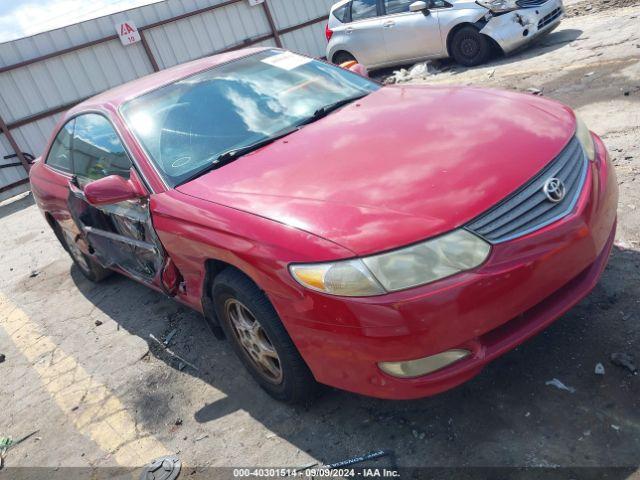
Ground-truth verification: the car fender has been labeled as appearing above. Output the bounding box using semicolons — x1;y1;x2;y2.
438;7;489;53
148;189;354;315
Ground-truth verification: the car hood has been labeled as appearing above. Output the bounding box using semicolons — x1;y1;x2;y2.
177;85;576;256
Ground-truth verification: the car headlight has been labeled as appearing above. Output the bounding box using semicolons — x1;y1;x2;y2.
575;114;596;162
476;0;519;12
289;230;491;297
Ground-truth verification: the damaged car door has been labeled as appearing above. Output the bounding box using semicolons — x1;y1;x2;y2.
66;113;171;289
380;0;445;63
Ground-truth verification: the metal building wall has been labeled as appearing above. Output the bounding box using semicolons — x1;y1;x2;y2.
0;0;332;200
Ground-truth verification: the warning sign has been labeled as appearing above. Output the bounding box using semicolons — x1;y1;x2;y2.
116;21;141;46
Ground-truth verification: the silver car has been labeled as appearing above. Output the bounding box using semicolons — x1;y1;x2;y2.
326;0;564;68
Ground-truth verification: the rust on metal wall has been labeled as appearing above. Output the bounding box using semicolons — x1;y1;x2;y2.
0;115;29;172
262;1;283;48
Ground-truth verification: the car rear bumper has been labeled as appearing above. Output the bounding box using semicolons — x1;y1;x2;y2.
480;0;564;54
272;134;617;399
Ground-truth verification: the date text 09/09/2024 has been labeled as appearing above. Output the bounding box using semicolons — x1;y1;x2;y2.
232;468;400;478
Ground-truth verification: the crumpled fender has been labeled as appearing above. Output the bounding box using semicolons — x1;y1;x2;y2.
479;0;564;53
480;10;538;50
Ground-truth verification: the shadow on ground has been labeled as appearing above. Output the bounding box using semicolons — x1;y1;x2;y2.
0;193;34;221
68;245;640;470
372;28;584;81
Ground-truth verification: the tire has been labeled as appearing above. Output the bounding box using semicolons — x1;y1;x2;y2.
56;223;112;283
333;51;356;66
212;269;320;404
450;26;490;67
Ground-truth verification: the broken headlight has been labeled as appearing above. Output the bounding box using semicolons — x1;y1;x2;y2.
476;0;519;12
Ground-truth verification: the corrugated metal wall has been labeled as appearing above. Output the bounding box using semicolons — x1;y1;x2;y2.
0;0;332;200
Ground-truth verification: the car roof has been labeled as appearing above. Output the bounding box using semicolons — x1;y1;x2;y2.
68;46;271;117
331;0;350;11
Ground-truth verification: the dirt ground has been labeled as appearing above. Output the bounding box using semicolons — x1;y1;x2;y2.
1;3;639;478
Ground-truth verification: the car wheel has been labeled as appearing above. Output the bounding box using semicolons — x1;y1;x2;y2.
333;51;356;65
57;224;111;282
212;269;320;404
451;26;490;67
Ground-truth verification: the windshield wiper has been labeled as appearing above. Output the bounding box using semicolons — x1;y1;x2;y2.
177;126;300;186
296;93;370;127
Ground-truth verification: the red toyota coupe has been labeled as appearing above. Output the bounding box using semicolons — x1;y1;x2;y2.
29;48;618;403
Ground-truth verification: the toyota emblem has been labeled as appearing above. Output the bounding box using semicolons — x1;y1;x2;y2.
543;177;566;203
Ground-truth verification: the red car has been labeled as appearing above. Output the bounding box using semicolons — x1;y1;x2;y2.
30;48;618;403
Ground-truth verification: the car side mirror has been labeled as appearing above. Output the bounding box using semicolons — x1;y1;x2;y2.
410;1;430;12
84;172;145;206
339;60;369;78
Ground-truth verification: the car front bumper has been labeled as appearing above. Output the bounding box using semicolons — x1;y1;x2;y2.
480;0;564;54
271;133;618;400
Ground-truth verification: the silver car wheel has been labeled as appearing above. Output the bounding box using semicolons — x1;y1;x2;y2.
225;298;284;384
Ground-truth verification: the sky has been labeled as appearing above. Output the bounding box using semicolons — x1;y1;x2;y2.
0;0;162;43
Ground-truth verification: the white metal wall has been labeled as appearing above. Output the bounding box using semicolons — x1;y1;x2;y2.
0;0;332;196
0;136;28;202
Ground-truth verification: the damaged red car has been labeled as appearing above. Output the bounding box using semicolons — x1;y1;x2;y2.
29;48;618;403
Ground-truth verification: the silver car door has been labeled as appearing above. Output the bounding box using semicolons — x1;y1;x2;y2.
381;0;444;63
346;0;389;67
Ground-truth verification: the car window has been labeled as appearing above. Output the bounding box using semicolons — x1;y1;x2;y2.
351;0;378;21
121;49;379;187
72;114;131;187
384;0;415;14
333;4;349;22
45;120;74;173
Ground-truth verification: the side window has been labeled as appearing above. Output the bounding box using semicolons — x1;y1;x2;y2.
72;114;131;187
384;0;415;14
46;120;74;173
351;0;378;21
333;4;349;22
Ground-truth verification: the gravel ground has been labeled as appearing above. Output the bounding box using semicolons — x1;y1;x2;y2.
0;4;639;478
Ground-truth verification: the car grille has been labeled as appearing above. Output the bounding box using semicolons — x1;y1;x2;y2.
466;137;588;243
516;0;548;7
538;7;563;29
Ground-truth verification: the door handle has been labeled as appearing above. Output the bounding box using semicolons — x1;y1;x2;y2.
345;26;354;34
383;20;395;28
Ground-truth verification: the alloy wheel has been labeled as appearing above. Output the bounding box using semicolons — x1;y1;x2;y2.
224;298;283;384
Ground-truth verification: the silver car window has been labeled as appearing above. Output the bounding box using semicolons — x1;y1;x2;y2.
384;0;416;14
351;0;378;21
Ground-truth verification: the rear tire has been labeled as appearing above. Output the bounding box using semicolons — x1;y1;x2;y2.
450;26;490;67
333;51;356;66
56;223;111;283
212;269;320;404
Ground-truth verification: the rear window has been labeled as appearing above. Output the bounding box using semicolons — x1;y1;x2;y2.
351;0;378;21
332;4;349;22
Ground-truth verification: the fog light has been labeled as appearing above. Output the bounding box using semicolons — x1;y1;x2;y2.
378;349;471;378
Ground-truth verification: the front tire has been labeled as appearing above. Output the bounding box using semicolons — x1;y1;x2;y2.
450;26;490;67
212;269;320;404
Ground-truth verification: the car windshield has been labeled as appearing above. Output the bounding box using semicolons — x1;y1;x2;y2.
121;50;379;187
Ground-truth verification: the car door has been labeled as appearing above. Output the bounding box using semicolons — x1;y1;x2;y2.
344;0;389;67
380;0;444;63
65;113;174;290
